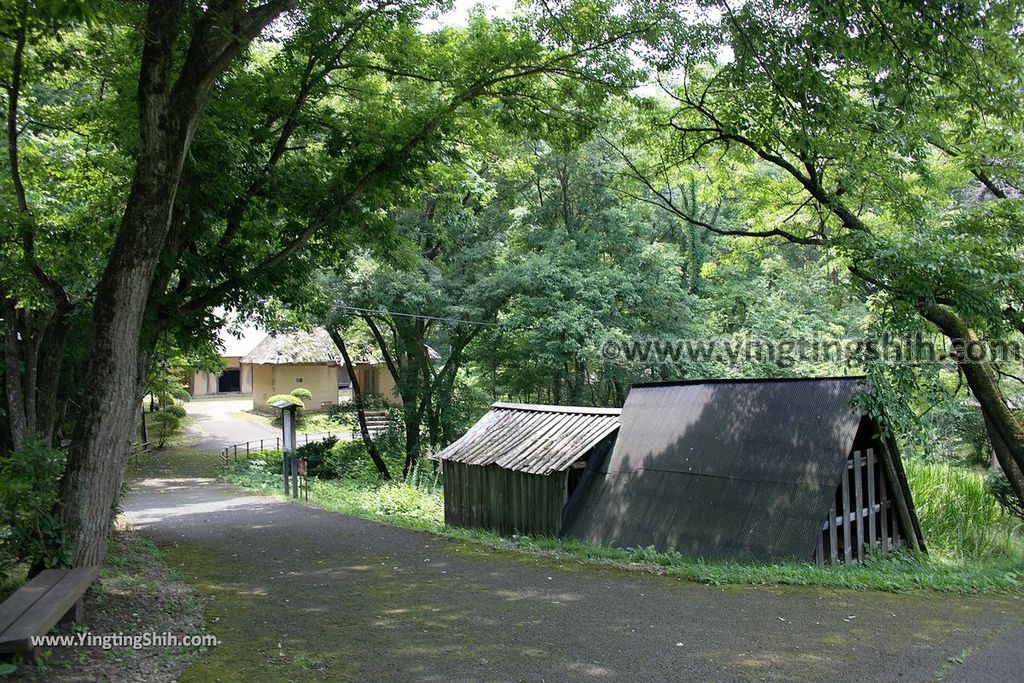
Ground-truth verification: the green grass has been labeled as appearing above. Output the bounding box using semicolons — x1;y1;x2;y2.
225;459;442;529
223;457;1024;594
905;458;1024;562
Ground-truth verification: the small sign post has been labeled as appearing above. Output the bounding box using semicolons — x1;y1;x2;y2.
270;399;299;497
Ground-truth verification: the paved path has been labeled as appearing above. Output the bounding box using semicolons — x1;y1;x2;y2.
123;446;1023;683
185;398;278;451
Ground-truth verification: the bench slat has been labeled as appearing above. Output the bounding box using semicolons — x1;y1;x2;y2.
0;569;65;638
0;567;100;651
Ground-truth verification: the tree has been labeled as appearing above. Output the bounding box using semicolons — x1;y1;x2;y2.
2;0;667;564
319;161;523;475
631;0;1024;504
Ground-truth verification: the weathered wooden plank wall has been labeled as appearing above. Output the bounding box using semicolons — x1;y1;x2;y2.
443;461;568;536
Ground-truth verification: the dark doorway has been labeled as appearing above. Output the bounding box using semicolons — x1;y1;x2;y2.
218;368;241;393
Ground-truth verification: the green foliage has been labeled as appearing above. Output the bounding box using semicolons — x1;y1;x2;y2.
267;394;304;410
290;388;313;402
0;440;68;576
161;404;187;419
149;411;181;449
296;436;338;478
905;459;1023;561
294;411;352;434
225;464;444;530
986;469;1024;520
321;440;405;482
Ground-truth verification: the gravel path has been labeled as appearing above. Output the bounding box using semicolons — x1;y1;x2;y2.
123;412;1024;682
184;398;279;452
123;443;1024;682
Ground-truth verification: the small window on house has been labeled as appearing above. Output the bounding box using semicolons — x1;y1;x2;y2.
296;378;303;383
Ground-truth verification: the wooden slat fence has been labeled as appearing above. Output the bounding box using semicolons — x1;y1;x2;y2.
813;447;908;564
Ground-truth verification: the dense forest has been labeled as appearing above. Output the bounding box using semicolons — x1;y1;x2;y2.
2;0;1023;571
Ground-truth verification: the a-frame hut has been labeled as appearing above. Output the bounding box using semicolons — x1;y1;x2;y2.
562;377;924;563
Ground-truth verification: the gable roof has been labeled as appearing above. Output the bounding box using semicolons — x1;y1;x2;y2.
436;402;621;475
562;377;870;562
241;328;342;365
240;327;438;366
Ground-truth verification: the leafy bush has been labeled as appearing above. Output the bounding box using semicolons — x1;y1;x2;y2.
149;411;182;448
290;388;313;401
161;404;186;419
267;393;304;410
296;436;338;478
986;469;1024;520
320;440;403;481
905;459;1023;560
0;440;69;577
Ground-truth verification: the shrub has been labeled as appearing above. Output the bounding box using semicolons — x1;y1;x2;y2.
986;469;1024;520
0;440;69;577
161;404;186;419
321;440;403;482
296;436;338;478
149;411;181;448
267;393;304;410
290;388;313;401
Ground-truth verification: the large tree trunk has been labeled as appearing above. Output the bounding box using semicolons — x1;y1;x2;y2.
58;0;290;566
2;301;29;449
921;303;1024;509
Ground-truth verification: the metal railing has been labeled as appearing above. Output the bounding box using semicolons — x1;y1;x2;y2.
219;412;398;467
220;431;345;467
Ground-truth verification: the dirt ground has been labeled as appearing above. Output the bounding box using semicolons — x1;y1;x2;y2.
9;527;208;683
122;447;1024;682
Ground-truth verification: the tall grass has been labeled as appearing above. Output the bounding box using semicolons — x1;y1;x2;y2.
904;459;1024;561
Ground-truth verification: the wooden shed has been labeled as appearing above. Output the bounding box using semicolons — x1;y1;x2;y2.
563;377;925;564
437;403;621;536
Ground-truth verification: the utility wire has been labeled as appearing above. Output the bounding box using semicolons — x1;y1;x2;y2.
332;303;500;327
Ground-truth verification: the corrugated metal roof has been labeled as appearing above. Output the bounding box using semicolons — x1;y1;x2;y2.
436;402;621;475
562;377;866;562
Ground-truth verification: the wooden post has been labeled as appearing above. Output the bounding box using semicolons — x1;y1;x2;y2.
878;438;920;550
841;465;852;562
854;450;864;561
828;498;838;564
867;448;877;548
880;474;890;551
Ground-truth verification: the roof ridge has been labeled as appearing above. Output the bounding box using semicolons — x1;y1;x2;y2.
631;375;866;389
490;401;622;415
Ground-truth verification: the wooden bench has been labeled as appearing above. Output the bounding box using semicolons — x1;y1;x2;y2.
0;566;100;663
